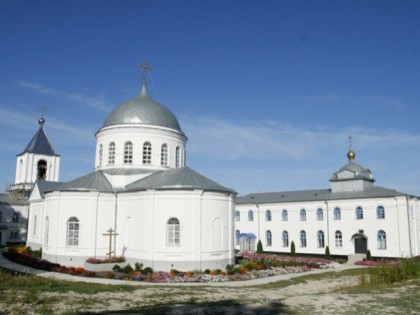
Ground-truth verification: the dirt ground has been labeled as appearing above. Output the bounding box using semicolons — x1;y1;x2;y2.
2;273;419;314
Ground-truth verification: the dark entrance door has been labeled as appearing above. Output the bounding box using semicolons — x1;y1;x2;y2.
354;237;367;254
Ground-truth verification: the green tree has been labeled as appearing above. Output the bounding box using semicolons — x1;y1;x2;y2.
290;241;296;257
256;240;263;254
325;246;331;259
366;249;372;261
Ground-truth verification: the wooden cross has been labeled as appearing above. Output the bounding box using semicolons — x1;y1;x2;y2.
103;228;119;260
137;59;152;86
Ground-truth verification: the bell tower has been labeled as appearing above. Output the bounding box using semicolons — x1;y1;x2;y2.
9;116;60;200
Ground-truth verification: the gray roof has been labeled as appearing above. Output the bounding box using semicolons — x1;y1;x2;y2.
125;167;236;193
19;118;58;156
35;181;65;198
330;161;373;182
237;186;409;205
0;193;29;205
58;171;113;192
100;85;183;133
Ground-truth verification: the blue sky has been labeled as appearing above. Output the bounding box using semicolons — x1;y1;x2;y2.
1;0;420;196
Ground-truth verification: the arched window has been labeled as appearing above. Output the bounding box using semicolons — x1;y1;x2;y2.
356;206;363;220
161;144;168;166
317;230;325;248
282;230;289;247
98;144;103;166
377;206;385;219
248;210;254;222
282;209;288;221
143;142;152;164
334;207;341;220
37;160;47;181
300;230;307;247
265;210;272;221
300;209;306;221
44;217;49;246
235;229;240;245
124;141;133;164
377;230;386;249
316;208;324;221
67;217;80;246
235;210;240;222
108;142;115;165
266;230;272;246
167;217;180;245
33;215;37;236
335;230;343;248
175;146;180;167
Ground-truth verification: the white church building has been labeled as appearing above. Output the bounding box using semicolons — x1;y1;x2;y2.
11;65;419;272
25;68;236;271
235;148;420;258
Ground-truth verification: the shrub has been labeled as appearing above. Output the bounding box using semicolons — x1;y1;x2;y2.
142;267;154;275
122;264;134;274
325;246;331;259
225;264;234;275
204;269;211;274
366;250;372;261
134;262;143;272
291;241;296;257
112;265;121;272
256;240;264;254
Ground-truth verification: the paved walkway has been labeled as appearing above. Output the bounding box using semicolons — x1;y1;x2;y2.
0;249;363;287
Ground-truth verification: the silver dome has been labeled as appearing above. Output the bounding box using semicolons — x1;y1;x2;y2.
102;85;182;132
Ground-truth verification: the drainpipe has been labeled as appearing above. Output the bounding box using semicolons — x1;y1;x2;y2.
413;198;419;256
113;191;118;258
324;200;330;248
255;203;260;246
394;197;402;256
405;195;413;257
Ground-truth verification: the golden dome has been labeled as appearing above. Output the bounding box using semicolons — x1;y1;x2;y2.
347;149;356;161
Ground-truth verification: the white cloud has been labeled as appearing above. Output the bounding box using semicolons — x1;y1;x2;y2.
18;81;112;112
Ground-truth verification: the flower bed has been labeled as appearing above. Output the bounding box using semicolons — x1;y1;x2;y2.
4;246;340;284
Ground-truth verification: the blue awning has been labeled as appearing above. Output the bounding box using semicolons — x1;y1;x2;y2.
239;233;257;239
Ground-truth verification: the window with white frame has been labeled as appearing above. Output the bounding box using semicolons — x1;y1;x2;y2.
317;230;325;248
334;207;341;220
143;142;152;164
282;209;288;221
248;210;254;222
265;210;272;221
98;144;103;166
9;230;19;239
161;144;168;166
67;217;80;246
108;142;115;165
175;146;180;167
282;230;289;247
356;206;363;220
235;229;240;245
377;230;386;249
44;217;49;246
235;210;240;222
335;230;343;248
266;230;272;246
300;209;306;221
377;206;385;219
316;208;324;221
167;217;180;245
124;141;133;164
33;215;37;236
300;230;307;247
